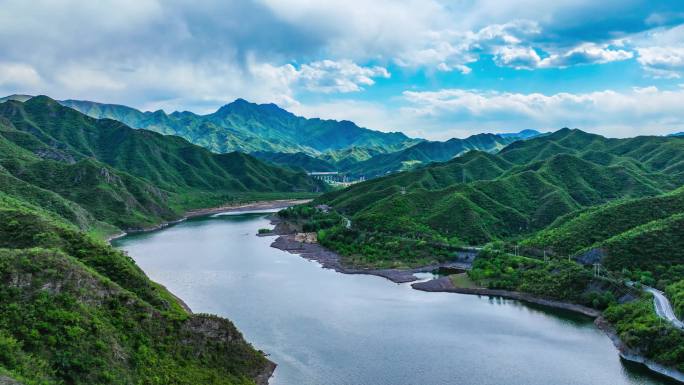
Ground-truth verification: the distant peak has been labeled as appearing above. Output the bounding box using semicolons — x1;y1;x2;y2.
213;98;294;119
0;94;33;103
27;95;59;105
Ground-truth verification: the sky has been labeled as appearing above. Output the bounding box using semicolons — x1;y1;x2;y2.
1;0;684;140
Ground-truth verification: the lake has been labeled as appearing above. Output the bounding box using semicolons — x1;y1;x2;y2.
114;213;675;385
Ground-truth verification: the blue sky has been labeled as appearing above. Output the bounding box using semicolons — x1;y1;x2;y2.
1;0;684;139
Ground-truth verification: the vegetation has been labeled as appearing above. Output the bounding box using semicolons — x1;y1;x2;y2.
341;133;518;178
0;194;271;384
665;281;684;319
0;95;327;384
604;298;684;372
311;129;682;266
59;96;546;177
468;248;622;309
0;96;325;231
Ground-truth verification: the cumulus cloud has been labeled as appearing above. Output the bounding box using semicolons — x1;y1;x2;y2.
296;60;390;93
494;43;633;70
401;87;684;138
397;20;541;72
637;46;684;78
0;62;42;88
539;44;633;68
493;47;542;69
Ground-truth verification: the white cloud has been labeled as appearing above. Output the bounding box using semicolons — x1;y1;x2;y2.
296;60;390;93
494;43;633;70
539;43;633;68
637;46;684;78
396;20;542;72
493;46;542;69
246;59;390;108
0;62;42;88
401;87;684;138
0;0;681;126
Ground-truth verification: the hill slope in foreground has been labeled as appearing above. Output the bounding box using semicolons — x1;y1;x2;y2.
0;194;274;385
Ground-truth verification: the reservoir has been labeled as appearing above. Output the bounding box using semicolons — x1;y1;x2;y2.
114;213;675;385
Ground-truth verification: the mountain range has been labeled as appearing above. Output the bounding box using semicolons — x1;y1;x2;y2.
314;128;684;263
0;95;542;177
0;96;323;231
59;98;419;155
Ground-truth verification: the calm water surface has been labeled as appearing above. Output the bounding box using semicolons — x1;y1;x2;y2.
114;213;675;385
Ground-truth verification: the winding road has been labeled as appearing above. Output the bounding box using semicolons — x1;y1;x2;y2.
644;287;684;329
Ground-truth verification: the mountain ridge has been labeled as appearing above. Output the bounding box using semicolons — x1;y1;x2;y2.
59;97;419;156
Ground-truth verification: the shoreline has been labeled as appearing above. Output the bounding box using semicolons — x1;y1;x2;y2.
595;317;684;383
106;199;311;244
107;198;309;385
268;219;684;384
411;276;602;317
270;233;470;283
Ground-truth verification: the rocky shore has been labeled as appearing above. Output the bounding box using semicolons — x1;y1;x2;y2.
271;234;470;283
595;317;684;383
412;276;601;317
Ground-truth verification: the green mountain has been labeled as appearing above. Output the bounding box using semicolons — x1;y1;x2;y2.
0;94;33;103
307;129;683;266
0;184;273;385
342;133;517;178
522;187;684;279
251;151;337;172
60;98;419;156
56;97;546;177
255;131;538;176
498;129;543;139
0;96;324;230
281;127;684;375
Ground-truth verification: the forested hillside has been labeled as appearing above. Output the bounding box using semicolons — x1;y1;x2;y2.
0;190;274;385
0;96;324;231
305;129;683;267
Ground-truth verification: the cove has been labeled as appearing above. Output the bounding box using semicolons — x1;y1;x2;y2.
113;213;677;385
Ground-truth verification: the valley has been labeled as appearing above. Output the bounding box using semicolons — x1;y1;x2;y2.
0;94;683;384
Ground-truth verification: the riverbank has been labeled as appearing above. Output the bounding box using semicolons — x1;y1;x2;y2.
412;276;601;317
106;199;311;243
596;317;684;383
271;233;469;283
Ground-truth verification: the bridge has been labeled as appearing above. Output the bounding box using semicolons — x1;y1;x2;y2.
307;171;366;185
307;171;339;182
